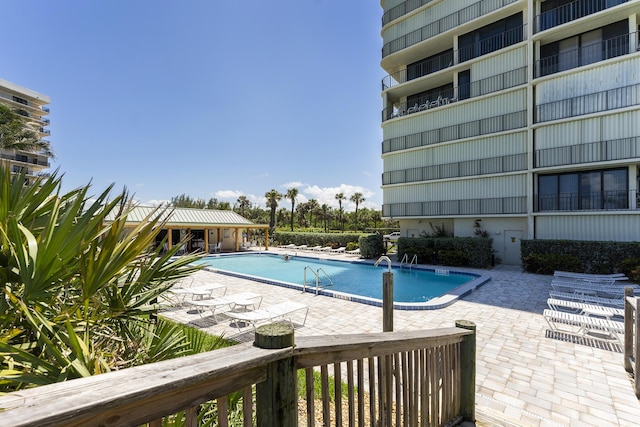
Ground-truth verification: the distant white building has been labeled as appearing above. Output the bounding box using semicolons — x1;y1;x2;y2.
380;0;640;263
0;77;51;179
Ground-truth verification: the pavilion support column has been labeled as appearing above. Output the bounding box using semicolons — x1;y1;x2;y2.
265;228;269;250
234;227;240;251
204;228;209;253
168;228;173;249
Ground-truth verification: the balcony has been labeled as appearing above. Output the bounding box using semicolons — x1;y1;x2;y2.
0;326;476;426
382;110;526;153
383;196;527;217
383;67;526;121
383;153;527;185
382;0;437;27
382;0;520;58
535;136;640;168
535;0;629;33
534;189;638;212
535;82;640;123
536;32;636;78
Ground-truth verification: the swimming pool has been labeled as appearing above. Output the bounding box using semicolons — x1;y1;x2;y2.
194;253;490;310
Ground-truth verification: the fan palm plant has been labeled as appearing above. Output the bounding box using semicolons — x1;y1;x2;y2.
0;166;204;391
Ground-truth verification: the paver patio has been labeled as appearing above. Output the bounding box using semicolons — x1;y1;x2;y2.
160;250;640;426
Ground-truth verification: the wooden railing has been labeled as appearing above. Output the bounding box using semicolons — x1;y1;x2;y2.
0;321;476;427
625;287;640;399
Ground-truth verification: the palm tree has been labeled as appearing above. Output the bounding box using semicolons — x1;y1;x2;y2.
236;195;250;217
350;192;365;232
264;190;281;234
0;164;201;391
335;193;346;231
320;204;331;232
307;199;320;227
0;104;54;157
286;188;298;231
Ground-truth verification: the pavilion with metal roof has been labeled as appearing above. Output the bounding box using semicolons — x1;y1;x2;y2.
114;206;270;252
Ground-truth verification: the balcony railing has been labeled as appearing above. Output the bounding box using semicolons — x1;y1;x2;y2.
535;136;640;168
458;25;524;62
536;32;635;78
535;0;629;33
535;82;640;123
382;0;520;58
0;325;476;427
382;0;437;27
383;196;527;217
534;189;637;212
0;152;50;167
383;67;526;121
383;153;527;185
382;110;526;154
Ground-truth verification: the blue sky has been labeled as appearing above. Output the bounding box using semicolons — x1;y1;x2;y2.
2;1;384;211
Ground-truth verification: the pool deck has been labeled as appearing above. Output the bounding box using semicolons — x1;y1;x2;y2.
161;249;640;426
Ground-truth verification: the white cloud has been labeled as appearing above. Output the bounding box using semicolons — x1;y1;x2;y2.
145;199;170;207
281;181;303;190
215;190;244;199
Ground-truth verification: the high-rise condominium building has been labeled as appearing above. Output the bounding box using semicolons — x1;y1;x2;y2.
380;0;640;263
0;77;51;179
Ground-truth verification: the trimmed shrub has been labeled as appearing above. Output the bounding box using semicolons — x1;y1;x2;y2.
437;250;469;267
620;258;640;281
522;253;581;275
397;236;493;268
273;231;364;248
521;239;640;274
359;234;384;259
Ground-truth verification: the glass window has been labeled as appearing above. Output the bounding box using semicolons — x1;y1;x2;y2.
539;175;558;211
458;70;470;100
559;173;578;210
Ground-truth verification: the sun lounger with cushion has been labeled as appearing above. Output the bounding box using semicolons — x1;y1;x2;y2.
543;309;624;344
226;301;309;331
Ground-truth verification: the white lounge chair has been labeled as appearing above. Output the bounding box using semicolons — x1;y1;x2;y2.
308;246;323;251
226;301;309;331
319;246;333;252
188;292;263;321
543;309;624;344
546;298;624;319
346;248;360;256
167;282;227;306
548;291;623;308
331;247;346;253
550;280;639;297
554;271;628;281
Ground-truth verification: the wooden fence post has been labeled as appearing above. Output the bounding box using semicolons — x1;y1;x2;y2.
254;323;296;427
382;271;394;332
456;320;476;423
624;287;633;373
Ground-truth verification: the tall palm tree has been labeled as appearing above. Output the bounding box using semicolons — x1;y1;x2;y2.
335;193;346;231
264;189;281;234
350;192;365;232
0;104;54;157
307;199;320;227
236;195;250;217
286;188;298;231
320;204;330;232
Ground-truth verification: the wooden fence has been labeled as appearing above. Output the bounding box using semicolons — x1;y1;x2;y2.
0;321;476;427
624;287;640;399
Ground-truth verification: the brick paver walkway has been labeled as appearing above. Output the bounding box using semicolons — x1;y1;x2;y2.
161;250;640;426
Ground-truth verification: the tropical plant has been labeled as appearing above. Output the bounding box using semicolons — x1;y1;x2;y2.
335;193;345;231
349;192;365;231
236;195;250;217
0;166;203;391
286;188;298;232
264;189;281;234
0;104;54;157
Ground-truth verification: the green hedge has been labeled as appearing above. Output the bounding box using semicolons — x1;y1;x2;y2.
397;237;493;268
521;239;640;275
273;231;364;249
359;234;385;259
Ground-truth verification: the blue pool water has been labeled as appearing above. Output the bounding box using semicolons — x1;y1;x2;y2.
194;253;478;305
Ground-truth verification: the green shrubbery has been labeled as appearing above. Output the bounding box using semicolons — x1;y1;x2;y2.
274;231;363;249
359;234;385;259
521;239;640;275
397;237;493;268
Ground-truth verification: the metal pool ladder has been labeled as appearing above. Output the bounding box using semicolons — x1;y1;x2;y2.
303;266;334;295
400;253;418;269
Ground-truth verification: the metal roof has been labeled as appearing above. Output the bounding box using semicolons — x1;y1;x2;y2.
107;206;263;227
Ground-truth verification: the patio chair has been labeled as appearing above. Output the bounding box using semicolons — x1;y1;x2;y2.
226;301;309;331
331;247;346;253
319;246;333;252
346;248;360;256
546;298;624;319
554;271;628;282
188;292;263;321
309;246;323;251
548;290;623;308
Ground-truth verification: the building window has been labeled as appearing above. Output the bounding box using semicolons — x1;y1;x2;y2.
537;168;628;211
458;70;471;100
539;20;628;76
459;13;523;62
539;0;627;31
12;96;28;105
